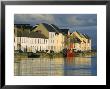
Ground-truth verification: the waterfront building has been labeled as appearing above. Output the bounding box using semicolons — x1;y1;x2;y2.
14;23;68;53
14;24;48;53
14;24;91;53
70;31;91;51
32;23;66;52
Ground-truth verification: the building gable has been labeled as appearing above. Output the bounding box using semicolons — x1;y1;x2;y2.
32;23;49;38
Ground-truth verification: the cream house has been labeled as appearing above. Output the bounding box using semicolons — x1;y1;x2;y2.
71;31;91;51
14;24;48;53
14;24;31;52
32;23;65;53
14;24;91;53
14;23;66;53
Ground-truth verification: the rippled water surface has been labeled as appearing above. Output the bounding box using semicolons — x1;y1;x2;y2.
14;56;97;76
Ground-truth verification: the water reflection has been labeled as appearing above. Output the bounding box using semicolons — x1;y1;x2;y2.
64;57;92;76
14;56;97;76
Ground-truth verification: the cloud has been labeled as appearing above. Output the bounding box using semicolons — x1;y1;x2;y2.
67;16;83;26
14;14;97;27
14;14;56;25
66;14;97;26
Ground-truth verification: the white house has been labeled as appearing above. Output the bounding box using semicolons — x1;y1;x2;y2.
32;23;66;53
14;23;68;53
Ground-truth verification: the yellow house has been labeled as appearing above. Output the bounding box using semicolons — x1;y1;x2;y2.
31;23;66;52
71;31;91;51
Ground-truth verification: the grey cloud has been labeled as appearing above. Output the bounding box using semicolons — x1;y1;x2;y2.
66;14;97;26
14;14;56;25
14;14;97;27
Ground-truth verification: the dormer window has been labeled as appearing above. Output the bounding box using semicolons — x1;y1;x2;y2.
55;32;59;35
37;30;41;33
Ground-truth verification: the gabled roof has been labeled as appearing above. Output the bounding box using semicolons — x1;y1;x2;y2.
42;23;57;32
50;24;61;33
31;26;38;31
82;34;90;39
75;31;84;38
41;23;62;33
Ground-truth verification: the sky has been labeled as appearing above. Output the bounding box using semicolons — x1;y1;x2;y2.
14;14;97;49
14;14;96;30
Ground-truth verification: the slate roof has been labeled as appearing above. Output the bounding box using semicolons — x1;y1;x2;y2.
15;30;22;37
15;30;48;39
29;31;48;39
41;23;56;32
42;23;61;33
25;23;68;35
14;24;32;29
60;29;69;35
15;30;30;37
73;31;91;40
50;24;61;33
22;30;30;37
75;31;84;38
14;24;46;38
82;34;90;39
31;26;38;31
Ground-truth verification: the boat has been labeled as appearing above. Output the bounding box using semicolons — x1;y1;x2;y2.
28;52;40;58
67;49;74;57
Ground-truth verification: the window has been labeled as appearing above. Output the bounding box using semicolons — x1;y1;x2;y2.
46;40;47;44
51;46;53;50
51;33;52;38
38;39;39;44
40;46;41;51
14;37;15;42
44;39;45;44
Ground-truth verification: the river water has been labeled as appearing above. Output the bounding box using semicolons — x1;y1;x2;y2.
14;56;97;76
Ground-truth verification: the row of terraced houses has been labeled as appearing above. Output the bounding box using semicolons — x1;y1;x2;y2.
14;23;91;53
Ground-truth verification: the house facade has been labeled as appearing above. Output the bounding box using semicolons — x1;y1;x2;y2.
69;31;91;51
14;24;91;53
32;23;65;52
14;23;66;53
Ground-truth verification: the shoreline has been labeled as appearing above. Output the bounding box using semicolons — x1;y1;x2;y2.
14;51;97;61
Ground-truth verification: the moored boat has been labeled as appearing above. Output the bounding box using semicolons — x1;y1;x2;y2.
28;52;40;58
